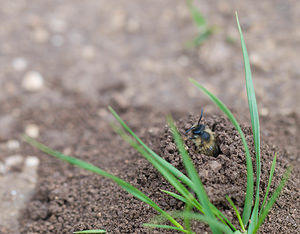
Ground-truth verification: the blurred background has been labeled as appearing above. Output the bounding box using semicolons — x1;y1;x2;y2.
0;0;299;232
1;0;299;114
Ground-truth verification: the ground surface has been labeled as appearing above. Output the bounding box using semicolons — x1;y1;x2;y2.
0;0;299;233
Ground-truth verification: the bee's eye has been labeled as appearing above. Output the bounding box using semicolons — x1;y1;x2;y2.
193;128;202;134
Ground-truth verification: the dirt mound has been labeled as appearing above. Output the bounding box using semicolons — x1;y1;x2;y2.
19;106;299;233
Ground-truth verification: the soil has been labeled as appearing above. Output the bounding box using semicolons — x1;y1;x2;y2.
16;102;299;233
0;0;299;233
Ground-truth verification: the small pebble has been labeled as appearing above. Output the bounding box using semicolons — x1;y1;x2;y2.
111;94;129;111
12;57;27;71
250;53;269;72
25;156;40;167
6;140;20;150
209;160;222;172
81;45;96;60
32;27;49;43
25;124;39;138
5;155;23;168
11;190;17;196
22;71;44;92
260;107;269;116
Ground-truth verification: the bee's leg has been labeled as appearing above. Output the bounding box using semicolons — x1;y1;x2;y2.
200;137;204;147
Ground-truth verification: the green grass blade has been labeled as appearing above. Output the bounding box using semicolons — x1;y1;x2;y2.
253;167;292;233
109;106;194;189
74;230;106;234
23;136;184;231
236;12;261;231
173;212;233;234
160;190;189;204
210;204;237;231
184;202;193;233
226;196;246;232
187;0;206;28
148;211;233;234
168;117;221;234
259;153;277;216
143;224;190;233
190;78;254;225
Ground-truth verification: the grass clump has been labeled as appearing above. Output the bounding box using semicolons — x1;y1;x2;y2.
186;0;216;47
24;13;291;234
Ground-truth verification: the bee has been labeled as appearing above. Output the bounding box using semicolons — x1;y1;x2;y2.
185;109;219;157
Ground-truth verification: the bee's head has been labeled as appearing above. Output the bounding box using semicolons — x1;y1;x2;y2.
191;124;205;135
185;108;205;135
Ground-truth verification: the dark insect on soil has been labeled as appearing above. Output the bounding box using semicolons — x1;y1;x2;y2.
185;109;219;157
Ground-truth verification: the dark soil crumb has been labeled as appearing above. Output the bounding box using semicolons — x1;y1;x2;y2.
19;106;299;233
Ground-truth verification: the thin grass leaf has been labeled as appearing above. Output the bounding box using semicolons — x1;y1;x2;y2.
23;136;184;231
259;153;277;216
184;202;193;233
210;204;237;231
226;196;245;232
187;0;206;28
168;117;221;234
150;203;236;232
254;167;292;233
160;190;189;205
236;12;261;230
168;212;233;234
148;211;232;234
73;230;106;234
143;224;190;233
110;107;235;231
189;78;254;226
192;30;213;46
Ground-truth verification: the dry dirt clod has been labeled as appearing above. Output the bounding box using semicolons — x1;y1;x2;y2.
209;160;222;172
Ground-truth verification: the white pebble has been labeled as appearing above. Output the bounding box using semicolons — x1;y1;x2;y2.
22;71;44;92
25;156;40;167
6;140;20;150
12;57;27;71
25;124;39;138
5;155;23;167
260;107;269;116
11;190;17;196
